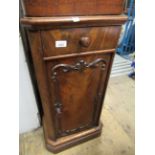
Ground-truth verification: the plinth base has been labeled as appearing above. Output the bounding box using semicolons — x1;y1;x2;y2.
43;120;102;153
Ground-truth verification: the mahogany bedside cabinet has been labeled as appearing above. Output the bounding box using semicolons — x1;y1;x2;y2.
20;0;127;153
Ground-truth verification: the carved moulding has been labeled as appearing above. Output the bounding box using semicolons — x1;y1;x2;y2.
50;58;107;136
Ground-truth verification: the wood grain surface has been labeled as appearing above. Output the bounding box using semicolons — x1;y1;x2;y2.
21;0;125;16
41;26;121;57
20;15;127;29
45;53;112;137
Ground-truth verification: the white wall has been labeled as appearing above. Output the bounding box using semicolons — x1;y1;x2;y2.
19;37;40;134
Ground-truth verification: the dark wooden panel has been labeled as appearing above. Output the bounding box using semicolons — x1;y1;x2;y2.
41;26;121;57
21;0;125;17
45;53;112;137
27;31;57;140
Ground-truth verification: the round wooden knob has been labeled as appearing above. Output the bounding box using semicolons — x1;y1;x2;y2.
79;36;91;47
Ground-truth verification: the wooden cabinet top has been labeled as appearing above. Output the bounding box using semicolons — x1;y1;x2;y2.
21;0;125;17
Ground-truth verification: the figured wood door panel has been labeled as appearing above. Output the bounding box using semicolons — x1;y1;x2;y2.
21;0;125;17
45;52;112;137
41;26;121;57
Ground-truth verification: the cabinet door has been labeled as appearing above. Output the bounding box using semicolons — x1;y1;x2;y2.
45;52;113;137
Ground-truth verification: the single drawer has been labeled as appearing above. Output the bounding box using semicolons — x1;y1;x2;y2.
41;26;121;57
21;0;125;17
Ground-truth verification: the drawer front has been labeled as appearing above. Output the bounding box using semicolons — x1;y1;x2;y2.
45;52;113;137
21;0;124;17
41;26;121;57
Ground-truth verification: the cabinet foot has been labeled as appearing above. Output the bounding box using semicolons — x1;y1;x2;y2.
43;119;102;153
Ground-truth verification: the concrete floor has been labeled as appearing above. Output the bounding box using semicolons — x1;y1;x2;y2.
20;76;135;155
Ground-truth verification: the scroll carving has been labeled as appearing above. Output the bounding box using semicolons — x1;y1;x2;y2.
50;58;107;136
51;58;106;80
58;124;90;136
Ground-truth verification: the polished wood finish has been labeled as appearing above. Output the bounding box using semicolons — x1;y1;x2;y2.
21;0;125;17
45;53;112;137
20;0;127;153
79;36;91;48
27;29;116;151
43;49;115;61
21;15;127;29
41;26;121;57
27;31;57;140
43;117;102;153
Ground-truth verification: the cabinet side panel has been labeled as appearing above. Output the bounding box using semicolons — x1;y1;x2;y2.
27;31;56;140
